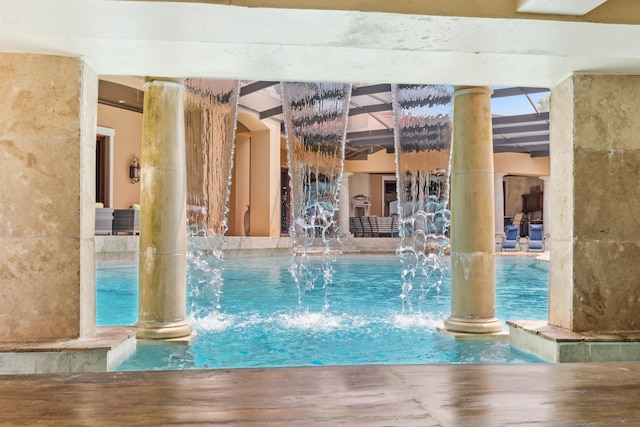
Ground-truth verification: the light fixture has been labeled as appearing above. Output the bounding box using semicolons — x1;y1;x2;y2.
129;154;141;183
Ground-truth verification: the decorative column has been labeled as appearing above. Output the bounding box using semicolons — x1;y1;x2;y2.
540;176;551;245
494;172;506;247
444;86;502;334
137;78;192;340
338;172;353;237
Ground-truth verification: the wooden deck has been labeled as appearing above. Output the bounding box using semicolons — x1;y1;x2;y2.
2;362;640;426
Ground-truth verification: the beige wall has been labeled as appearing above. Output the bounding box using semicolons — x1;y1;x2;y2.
345;149;395;173
368;174;382;216
505;176;543;217
97;104;143;209
229;133;251;236
494;153;550;176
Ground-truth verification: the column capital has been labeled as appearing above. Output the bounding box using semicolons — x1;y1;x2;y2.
540;175;551;183
144;76;185;85
452;86;493;97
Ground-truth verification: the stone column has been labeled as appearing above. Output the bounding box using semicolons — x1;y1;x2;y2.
338;172;353;237
444;86;502;334
540;176;551;246
494;172;506;247
549;75;640;333
137;78;192;340
0;53;97;341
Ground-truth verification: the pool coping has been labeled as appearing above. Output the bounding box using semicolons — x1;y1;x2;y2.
508;320;640;363
0;327;136;375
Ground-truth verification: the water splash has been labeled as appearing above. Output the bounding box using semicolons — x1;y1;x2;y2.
281;82;352;310
392;84;454;313
184;79;240;318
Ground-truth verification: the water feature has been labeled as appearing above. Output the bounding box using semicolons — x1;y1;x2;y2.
280;82;352;309
98;256;549;369
392;84;454;313
183;79;240;315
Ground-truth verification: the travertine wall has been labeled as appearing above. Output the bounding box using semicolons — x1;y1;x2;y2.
0;53;97;341
550;74;640;332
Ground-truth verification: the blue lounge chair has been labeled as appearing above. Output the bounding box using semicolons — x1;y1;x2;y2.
501;224;520;251
528;224;544;251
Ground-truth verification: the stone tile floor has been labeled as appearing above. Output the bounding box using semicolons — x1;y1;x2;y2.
1;362;639;426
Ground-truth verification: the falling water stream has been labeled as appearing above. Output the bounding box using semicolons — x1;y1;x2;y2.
184;79;240;318
392;84;454;313
281;82;352;310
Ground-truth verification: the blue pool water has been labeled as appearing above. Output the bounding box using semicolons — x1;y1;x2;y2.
97;255;549;370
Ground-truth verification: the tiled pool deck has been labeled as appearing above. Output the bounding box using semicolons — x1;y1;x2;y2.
2;362;640;426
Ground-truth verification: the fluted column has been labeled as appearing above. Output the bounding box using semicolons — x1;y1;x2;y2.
338;172;353;237
444;86;502;334
137;78;192;340
494;172;506;247
540;175;551;246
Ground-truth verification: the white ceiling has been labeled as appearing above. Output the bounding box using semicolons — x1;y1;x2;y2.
1;0;640;88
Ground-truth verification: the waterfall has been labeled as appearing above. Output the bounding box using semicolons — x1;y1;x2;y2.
184;78;240;317
392;84;454;313
281;82;352;309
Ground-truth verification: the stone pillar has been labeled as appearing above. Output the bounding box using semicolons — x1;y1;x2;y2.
540;175;551;246
137;78;192;340
338;172;353;237
0;53;97;341
249;121;282;237
444;86;502;334
549;75;640;332
494;172;506;247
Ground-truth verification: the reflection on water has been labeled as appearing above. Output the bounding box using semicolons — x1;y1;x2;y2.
97;256;549;370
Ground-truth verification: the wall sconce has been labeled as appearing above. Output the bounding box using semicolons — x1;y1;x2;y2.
129;155;141;183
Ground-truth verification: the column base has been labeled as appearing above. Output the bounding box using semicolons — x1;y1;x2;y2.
443;316;503;334
136;319;193;340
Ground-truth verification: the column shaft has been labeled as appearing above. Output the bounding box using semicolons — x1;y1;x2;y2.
338;172;352;237
494;173;506;246
137;78;192;339
444;86;502;334
540;176;551;243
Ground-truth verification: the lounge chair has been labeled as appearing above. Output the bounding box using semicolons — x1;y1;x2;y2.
95;206;113;235
527;224;544;251
501;224;521;251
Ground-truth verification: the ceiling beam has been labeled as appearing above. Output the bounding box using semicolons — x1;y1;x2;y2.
493;112;549;125
351;84;392;97
240;81;279;97
348;103;392;116
491;87;549;98
493;122;549;135
516;0;607;16
348;137;395;147
260;105;283;120
494;134;548;145
347;129;394;141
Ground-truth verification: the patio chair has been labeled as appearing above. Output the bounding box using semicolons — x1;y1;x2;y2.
527;224;544;251
349;217;364;237
501;224;521;251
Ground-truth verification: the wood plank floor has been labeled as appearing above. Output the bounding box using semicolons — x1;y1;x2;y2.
2;363;640;426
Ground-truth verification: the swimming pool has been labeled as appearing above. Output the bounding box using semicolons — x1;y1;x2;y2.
97;255;548;370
